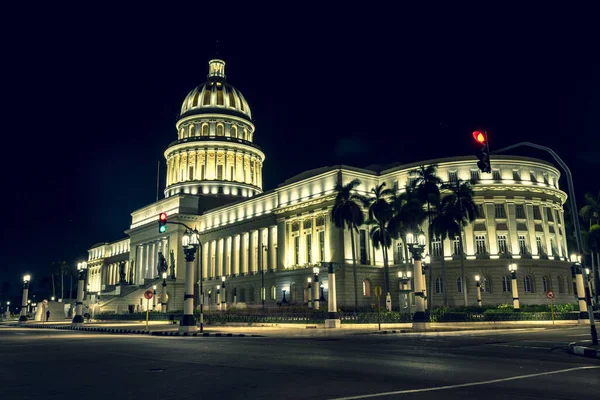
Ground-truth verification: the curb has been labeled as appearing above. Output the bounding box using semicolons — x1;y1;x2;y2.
151;331;261;337
568;342;600;359
12;324;151;335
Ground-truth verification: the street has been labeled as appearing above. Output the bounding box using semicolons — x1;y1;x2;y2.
0;325;598;399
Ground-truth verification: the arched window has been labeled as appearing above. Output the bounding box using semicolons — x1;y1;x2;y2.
189;124;195;137
362;279;371;297
456;277;463;293
482;276;492;293
502;276;511;292
524;275;534;292
202;124;209;136
435;278;444;294
542;276;550;293
271;285;276;300
557;275;565;294
216;124;224;136
231;125;237;138
228;91;236;108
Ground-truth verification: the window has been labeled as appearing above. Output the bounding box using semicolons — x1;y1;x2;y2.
470;170;480;182
432;239;442;257
530;172;537;183
319;231;325;262
448;171;458;183
557;276;565;294
481;276;491;293
516;204;526;219
512;170;521;181
456;277;463;293
533;206;542;220
435;278;444;294
359;230;368;264
536;236;544;254
217;186;223;194
216;88;224;105
306;234;312;264
216;124;224;136
271;285;276;300
217;165;223;180
495;204;506;218
546;208;554;222
231;125;237;138
543;174;549;185
477;204;485;218
294;236;300;265
203;89;211;105
453;236;461;255
542;276;550;293
497;235;508;253
502;276;511;292
524;275;533;292
202;124;209;136
475;235;486;254
492;170;501;181
550;238;557;255
229;92;236;108
519;235;527;255
362;279;371;297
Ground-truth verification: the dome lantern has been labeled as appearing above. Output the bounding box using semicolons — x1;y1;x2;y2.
208;59;226;80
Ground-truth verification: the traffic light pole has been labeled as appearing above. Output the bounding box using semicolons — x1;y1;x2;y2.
493;141;597;345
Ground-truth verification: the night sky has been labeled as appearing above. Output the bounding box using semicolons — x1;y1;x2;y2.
2;5;598;295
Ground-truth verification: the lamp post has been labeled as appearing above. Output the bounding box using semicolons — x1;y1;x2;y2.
96;291;101;318
422;254;430;311
261;244;267;312
398;270;412;311
221;276;227;311
216;285;222;311
307;277;313;308
152;285;157;311
72;262;87;325
571;254;589;323
508;263;519;312
406;230;429;329
281;288;288;305
313;267;320;310
475;275;482;307
161;272;167;312
19;274;31;322
322;262;340;328
180;228;200;333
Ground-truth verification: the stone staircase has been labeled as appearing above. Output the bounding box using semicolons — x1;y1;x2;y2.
98;279;186;314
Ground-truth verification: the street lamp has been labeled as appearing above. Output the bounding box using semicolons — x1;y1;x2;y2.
180;228;200;333
51;296;55;301
307;277;313;308
216;285;222;311
161;272;167;312
221;276;227;311
313;267;320;310
18;275;31;323
475;275;482;307
281;287;288;305
5;301;10;318
508;263;519;312
406;230;429;328
398;270;412;310
73;262;87;325
261;244;267;312
152;285;157;311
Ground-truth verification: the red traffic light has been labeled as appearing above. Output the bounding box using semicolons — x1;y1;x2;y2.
159;212;167;221
473;131;486;144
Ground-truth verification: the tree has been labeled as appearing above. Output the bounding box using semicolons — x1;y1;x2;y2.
580;191;600;303
388;185;427;270
579;191;600;228
441;179;478;307
364;182;395;297
331;178;367;309
409;165;442;308
430;197;462;306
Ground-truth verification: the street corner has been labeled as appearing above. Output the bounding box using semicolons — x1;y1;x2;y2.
568;342;600;359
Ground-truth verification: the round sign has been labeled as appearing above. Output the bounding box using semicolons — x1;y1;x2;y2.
374;286;382;297
546;290;554;300
144;290;153;300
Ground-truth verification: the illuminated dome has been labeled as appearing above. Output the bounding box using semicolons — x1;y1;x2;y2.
179;59;252;121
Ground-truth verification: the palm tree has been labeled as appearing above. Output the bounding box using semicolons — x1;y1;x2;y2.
365;182;395;297
430;197;462;306
388;185;427;269
410;165;442;308
331;178;367;309
579;191;600;228
441;179;478;307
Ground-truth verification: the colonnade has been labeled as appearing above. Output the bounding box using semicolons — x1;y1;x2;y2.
202;226;277;280
166;148;263;188
135;238;171;284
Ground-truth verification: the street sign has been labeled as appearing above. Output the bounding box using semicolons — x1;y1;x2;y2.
144;290;153;300
546;291;554;300
374;286;382;297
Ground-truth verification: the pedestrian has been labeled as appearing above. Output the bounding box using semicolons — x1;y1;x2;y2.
46;309;50;322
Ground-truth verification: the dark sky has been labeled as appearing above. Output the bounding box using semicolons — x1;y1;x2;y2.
2;5;598;294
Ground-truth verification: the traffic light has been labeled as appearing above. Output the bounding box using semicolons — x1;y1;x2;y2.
158;212;168;233
473;130;491;173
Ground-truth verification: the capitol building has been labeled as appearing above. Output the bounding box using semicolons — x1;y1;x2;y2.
87;59;574;314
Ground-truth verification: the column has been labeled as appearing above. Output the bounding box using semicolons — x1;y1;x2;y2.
267;226;275;271
257;228;264;272
233;235;240;275
248;230;256;274
202;238;209;279
206;240;213;279
324;263;340;328
506;202;520;255
485;203;498;255
277;218;287;270
525;203;538;256
239;233;246;275
217;238;223;277
541;203;553;256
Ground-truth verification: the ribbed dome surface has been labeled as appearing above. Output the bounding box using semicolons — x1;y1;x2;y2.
180;59;252;120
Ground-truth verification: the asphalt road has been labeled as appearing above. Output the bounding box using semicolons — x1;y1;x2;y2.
0;325;598;400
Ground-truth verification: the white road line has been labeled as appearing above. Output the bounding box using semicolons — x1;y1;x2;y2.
327;366;600;400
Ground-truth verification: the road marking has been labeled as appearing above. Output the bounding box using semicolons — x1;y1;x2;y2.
488;344;548;350
327;366;600;400
567;334;591;337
